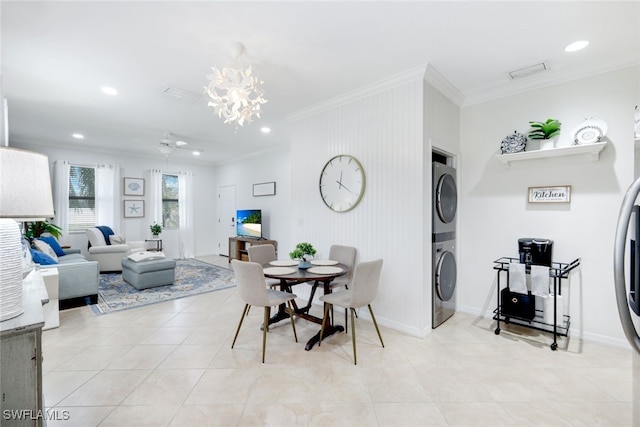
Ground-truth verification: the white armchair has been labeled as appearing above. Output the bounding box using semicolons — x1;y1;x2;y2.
86;227;146;272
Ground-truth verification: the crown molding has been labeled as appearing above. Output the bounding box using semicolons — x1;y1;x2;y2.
286;65;428;122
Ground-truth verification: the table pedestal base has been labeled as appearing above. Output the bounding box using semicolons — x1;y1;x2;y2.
304;324;344;351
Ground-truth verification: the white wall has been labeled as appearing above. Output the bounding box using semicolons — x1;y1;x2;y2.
215;149;292;255
288;75;429;335
459;65;639;347
12;142;218;260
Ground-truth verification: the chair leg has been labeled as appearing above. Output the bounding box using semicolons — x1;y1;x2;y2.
351;307;357;365
368;304;385;348
345;308;348;332
287;300;298;342
319;302;330;346
262;306;270;363
232;304;249;349
345;285;357;319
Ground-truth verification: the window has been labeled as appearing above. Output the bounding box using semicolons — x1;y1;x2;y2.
162;174;179;228
68;165;95;231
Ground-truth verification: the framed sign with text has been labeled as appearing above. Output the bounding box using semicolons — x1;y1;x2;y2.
528;186;571;203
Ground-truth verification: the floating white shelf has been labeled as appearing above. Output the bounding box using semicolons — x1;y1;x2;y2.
496;141;608;167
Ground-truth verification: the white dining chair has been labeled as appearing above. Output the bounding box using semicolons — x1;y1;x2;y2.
319;258;384;365
327;245;357;327
231;259;298;363
247;244;280;288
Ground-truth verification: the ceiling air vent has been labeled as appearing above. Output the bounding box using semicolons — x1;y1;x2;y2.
508;62;549;80
162;85;201;102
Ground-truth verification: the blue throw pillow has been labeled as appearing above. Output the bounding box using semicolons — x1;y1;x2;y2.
37;236;65;257
30;248;58;265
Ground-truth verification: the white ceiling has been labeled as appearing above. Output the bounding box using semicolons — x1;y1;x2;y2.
2;1;639;165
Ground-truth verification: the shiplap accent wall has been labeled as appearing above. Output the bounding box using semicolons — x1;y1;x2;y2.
289;75;429;335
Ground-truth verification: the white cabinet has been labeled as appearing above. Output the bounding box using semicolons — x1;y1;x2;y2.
0;272;47;426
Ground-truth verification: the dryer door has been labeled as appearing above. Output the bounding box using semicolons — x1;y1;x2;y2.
436;173;457;224
435;250;457;301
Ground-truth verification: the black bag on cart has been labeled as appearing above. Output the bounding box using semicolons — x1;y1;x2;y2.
501;287;535;320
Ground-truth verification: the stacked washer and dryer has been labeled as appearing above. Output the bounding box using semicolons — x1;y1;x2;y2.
432;160;458;328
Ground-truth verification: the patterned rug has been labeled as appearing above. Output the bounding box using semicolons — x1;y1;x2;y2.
89;258;235;315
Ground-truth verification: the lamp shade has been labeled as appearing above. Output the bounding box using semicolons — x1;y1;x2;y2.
0;146;54;219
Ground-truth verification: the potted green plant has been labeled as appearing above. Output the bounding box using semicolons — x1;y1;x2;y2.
24;220;62;241
528;118;561;150
289;242;317;269
150;222;163;237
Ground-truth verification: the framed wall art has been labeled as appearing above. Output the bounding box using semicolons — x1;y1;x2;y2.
124;177;144;196
253;181;276;197
123;200;145;218
528;185;571;203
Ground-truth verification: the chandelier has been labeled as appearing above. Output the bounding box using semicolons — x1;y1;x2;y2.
204;43;267;127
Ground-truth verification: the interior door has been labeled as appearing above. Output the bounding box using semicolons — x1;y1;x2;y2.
217;185;236;256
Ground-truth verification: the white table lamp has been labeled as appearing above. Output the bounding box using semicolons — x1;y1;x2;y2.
0;146;54;321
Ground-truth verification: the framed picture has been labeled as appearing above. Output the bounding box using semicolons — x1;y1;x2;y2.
124;177;145;196
528;185;572;203
253;181;276;197
123;200;145;218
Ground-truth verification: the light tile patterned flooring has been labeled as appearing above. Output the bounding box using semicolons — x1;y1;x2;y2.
42;256;634;426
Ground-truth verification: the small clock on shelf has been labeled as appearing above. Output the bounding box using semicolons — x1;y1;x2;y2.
319;154;366;212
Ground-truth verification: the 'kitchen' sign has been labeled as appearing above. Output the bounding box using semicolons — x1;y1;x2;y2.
528;186;571;203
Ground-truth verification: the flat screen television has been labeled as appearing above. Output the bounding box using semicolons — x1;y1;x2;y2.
236;209;262;239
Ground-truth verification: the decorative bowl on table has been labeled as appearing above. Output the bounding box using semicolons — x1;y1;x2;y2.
298;261;312;270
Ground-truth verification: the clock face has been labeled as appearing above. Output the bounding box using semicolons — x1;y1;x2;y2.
319;155;366;212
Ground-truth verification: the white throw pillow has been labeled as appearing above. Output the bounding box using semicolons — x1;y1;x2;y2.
109;234;126;245
33;239;58;262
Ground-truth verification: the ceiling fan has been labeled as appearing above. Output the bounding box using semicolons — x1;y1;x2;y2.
157;132;204;157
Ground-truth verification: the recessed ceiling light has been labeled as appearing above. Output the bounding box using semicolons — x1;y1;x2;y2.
175;140;188;146
192;150;201;156
261;127;271;134
565;40;589;52
101;86;118;96
72;133;85;139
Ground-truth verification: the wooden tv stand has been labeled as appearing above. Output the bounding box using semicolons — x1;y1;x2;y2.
228;237;277;262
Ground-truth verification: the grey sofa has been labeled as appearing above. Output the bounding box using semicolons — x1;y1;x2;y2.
50;248;100;306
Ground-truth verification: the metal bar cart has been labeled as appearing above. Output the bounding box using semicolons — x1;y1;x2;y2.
493;257;581;350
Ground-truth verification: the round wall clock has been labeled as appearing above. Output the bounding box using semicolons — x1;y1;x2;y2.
319;154;366;212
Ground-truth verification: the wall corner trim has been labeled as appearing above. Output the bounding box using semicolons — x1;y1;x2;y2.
424;65;465;106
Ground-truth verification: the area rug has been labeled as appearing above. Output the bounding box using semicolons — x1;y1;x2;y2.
89;259;235;315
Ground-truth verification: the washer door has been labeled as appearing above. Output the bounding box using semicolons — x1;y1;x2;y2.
435;250;457;302
436;173;457;224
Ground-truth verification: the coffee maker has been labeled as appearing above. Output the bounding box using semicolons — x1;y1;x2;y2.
518;238;553;267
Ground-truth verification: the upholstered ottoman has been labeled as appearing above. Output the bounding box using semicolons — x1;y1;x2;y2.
121;256;176;290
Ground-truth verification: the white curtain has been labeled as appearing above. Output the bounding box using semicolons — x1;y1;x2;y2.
53;160;70;244
147;169;163;226
95;164;120;229
178;171;194;259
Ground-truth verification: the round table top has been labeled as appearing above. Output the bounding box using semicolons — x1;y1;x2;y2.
262;262;348;281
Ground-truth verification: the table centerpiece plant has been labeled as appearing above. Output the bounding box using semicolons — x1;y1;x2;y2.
289;242;317;270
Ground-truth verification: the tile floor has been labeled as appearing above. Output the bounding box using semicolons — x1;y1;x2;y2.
41;256;634;426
